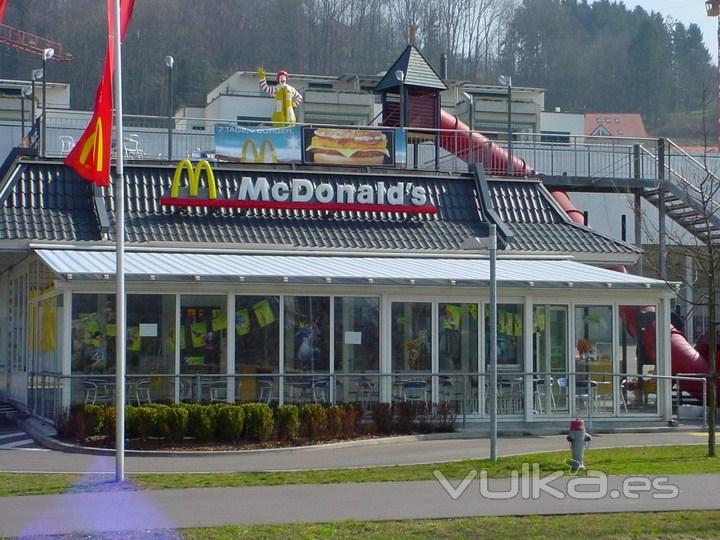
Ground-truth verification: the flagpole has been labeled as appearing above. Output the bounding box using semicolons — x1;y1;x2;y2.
113;0;127;483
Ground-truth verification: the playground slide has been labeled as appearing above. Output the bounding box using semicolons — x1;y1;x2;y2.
438;109;711;399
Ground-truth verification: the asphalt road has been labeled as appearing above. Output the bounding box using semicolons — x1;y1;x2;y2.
2;474;720;536
0;430;705;473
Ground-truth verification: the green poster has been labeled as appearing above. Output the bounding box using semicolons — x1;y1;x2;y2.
443;304;461;330
253;299;276;328
236;308;251;336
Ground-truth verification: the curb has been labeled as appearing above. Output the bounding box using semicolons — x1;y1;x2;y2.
15;415;703;458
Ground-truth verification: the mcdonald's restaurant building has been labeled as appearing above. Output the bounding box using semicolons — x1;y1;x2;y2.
0;152;675;426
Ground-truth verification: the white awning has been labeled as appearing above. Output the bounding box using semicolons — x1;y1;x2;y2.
35;249;670;290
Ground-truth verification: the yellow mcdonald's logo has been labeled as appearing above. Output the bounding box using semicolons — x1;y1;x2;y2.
78;117;104;172
170;159;217;199
240;138;278;163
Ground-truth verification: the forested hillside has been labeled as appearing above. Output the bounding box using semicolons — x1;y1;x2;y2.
0;0;714;136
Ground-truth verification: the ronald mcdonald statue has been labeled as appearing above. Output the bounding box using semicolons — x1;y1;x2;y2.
257;67;303;126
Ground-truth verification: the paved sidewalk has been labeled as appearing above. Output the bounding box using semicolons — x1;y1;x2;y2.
2;474;719;536
0;430;705;473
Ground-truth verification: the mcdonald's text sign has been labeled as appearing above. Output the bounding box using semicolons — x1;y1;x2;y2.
160;160;436;214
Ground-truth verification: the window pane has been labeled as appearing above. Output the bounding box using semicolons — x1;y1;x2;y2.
533;305;568;415
180;295;227;375
485;304;524;368
575;305;613;414
235;296;280;402
71;294;116;375
334;297;379;373
128;294;176;403
438;303;478;373
618;305;658;414
391;302;431;372
334;297;380;407
284;296;329;373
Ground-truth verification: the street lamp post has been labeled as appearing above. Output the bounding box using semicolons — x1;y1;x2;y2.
41;48;55;157
31;68;42;142
463;91;475;162
165;55;174;160
498;75;512;175
463;225;499;462
395;70;405;128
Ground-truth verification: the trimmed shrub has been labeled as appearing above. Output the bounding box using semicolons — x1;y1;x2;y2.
325;405;343;438
215;405;245;443
242;403;274;442
125;406;157;440
433;402;457;433
275;404;300;442
372;403;393;435
102;405;116;440
393;401;418;434
59;404;97;442
340;404;359;437
300;403;327;439
184;404;216;442
156;405;189;442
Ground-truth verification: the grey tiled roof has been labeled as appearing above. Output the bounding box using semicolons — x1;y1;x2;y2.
0;162;99;241
375;45;448;92
0;158;638;257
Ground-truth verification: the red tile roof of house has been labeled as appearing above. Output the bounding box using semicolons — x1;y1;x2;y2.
584;113;648;138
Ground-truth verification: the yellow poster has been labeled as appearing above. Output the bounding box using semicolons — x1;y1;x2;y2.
42;299;57;351
190;321;206;348
128;326;141;352
253;299;275;327
235;308;251;336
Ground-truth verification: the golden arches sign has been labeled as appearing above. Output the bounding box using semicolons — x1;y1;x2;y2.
239;138;278;164
170;159;217;199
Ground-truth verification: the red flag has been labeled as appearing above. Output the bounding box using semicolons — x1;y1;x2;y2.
64;0;135;186
0;0;8;26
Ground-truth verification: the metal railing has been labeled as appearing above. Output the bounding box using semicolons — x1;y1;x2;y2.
29;369;707;428
0;112;662;178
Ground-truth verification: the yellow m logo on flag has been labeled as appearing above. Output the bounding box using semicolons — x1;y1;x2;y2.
78;117;104;172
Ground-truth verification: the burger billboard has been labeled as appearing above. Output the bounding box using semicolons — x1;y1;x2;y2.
303;127;396;166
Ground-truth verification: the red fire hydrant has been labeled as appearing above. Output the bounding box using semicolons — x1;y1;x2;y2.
567;418;592;473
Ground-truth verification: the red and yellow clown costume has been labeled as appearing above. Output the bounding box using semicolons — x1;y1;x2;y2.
258;68;303;126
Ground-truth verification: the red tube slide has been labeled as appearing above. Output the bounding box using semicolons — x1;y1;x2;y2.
438;109;711;400
439;110;532;176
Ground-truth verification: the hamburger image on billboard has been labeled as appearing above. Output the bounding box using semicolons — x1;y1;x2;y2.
303;127;394;166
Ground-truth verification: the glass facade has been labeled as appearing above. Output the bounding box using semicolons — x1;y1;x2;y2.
23;286;662;419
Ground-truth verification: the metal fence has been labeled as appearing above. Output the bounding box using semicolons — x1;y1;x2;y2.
29;370;705;428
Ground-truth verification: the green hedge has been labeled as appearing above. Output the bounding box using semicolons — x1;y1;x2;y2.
61;400;454;445
275;404;300;442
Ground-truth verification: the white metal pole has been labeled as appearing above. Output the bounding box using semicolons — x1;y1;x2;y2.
489;224;498;461
113;0;127;483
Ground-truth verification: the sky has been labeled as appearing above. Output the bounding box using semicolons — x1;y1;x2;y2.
615;1;719;62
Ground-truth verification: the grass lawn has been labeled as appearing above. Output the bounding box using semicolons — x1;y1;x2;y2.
179;512;720;540
0;444;717;497
8;512;719;539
